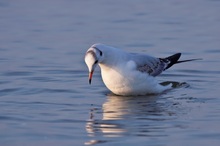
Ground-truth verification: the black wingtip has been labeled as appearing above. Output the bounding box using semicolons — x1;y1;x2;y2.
162;53;202;70
176;58;203;64
166;53;181;62
163;53;182;70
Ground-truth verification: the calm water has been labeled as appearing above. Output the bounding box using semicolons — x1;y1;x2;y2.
1;0;220;146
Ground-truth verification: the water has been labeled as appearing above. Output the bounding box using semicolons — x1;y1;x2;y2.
0;0;220;145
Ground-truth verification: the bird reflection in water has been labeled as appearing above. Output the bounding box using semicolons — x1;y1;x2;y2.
85;93;179;145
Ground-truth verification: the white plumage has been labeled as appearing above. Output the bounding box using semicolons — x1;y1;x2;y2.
85;43;199;96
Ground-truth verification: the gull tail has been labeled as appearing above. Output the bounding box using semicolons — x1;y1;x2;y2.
162;53;202;70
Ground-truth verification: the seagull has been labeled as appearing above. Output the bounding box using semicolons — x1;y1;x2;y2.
85;43;200;96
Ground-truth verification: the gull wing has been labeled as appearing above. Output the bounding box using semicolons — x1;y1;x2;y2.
131;53;182;76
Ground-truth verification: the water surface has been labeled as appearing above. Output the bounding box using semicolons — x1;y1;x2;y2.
0;0;220;146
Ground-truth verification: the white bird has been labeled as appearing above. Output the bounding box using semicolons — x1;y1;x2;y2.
85;43;200;96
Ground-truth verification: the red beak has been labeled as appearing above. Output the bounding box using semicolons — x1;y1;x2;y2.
89;71;93;84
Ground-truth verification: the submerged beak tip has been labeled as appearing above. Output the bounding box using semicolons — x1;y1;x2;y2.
88;71;93;85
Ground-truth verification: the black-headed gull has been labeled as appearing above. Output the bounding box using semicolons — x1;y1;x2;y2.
85;43;200;96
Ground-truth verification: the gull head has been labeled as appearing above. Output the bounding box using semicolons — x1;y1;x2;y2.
85;45;103;84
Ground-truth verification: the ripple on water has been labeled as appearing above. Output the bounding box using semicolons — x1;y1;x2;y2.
160;81;190;88
0;88;23;96
2;71;33;76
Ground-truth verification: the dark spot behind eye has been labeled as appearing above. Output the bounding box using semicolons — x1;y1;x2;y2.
94;60;98;64
92;47;102;56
